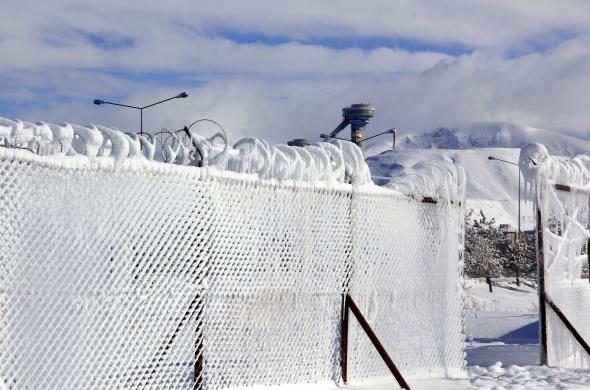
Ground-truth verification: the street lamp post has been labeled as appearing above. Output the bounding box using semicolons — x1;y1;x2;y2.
93;92;188;136
488;155;521;238
489;155;525;286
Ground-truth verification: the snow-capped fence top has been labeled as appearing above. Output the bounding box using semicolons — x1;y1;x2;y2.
0;117;471;202
0;117;372;186
0;118;467;389
520;143;590;369
383;156;466;203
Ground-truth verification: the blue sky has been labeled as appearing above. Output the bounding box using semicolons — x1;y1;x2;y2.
212;30;474;56
2;1;590;142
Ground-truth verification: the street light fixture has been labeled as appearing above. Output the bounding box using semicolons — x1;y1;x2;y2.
321;128;396;149
320;134;349;142
93;92;189;136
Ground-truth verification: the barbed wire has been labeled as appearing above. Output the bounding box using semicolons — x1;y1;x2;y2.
0;118;229;167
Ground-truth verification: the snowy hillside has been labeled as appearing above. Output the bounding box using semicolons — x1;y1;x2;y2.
366;122;590;229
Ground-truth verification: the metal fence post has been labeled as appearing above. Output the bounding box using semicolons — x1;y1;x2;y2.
537;205;548;366
341;294;411;390
341;294;349;384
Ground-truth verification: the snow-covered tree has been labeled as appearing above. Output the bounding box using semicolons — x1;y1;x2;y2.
464;210;504;292
503;232;536;286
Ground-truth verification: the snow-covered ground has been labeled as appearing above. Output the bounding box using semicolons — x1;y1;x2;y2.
465;279;590;389
464;279;538;313
469;363;590;389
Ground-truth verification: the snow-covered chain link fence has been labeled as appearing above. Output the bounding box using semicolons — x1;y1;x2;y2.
520;143;590;370
0;121;466;389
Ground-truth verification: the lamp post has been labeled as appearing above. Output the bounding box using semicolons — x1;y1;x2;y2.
488;155;521;238
93;92;188;136
489;155;525;287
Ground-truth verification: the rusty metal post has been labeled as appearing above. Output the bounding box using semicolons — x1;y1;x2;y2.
345;294;411;390
545;296;590;357
341;294;349;384
194;299;204;390
537;205;548;366
554;183;571;192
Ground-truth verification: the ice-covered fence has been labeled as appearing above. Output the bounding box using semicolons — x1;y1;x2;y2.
0;120;466;389
520;144;590;369
347;187;466;381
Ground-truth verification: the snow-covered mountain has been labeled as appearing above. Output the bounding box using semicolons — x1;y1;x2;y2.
365;122;590;230
368;122;590;157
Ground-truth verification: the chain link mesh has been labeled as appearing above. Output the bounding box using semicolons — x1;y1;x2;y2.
0;149;465;389
348;191;466;382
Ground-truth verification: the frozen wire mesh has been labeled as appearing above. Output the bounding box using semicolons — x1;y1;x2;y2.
539;183;590;369
0;156;213;390
203;179;353;388
348;191;466;382
0;149;465;389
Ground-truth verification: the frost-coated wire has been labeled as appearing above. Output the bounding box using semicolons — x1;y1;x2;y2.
0;123;466;389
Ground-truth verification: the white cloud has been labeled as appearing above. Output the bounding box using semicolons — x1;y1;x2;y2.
2;1;590;143
6;0;590;48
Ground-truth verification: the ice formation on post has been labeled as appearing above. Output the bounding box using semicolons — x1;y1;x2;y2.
520;143;590;369
0;118;466;389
